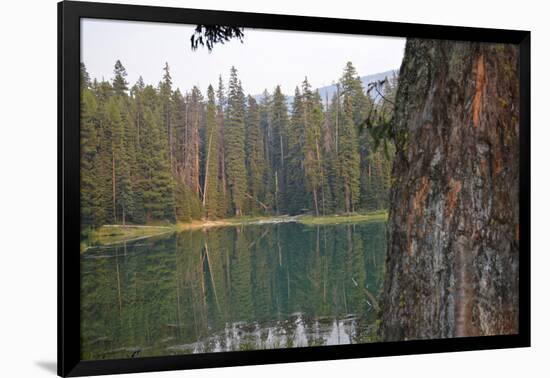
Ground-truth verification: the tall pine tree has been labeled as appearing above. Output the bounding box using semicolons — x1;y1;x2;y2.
225;67;247;216
285;86;307;214
203;85;220;218
112;60;129;96
270;85;289;214
245;95;267;214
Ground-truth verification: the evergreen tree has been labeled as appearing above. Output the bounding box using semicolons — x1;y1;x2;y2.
258;90;274;209
112;60;129;96
159;62;174;171
270;85;289;214
81;87;104;228
106;97;134;224
80;62;91;90
216;76;230;217
326;93;345;212
184;86;203;198
140;86;175;221
245;95;267;214
285;87;307;214
340;61;369;126
129;79;146;223
225;67;247;216
170;88;185;177
338;92;361;213
320;92;336;213
92;80;116;225
302;79;325;216
203;85;220;218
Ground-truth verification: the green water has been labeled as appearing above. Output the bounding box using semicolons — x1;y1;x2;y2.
80;221;386;360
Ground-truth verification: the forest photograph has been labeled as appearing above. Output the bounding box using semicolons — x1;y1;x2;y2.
79;18;520;360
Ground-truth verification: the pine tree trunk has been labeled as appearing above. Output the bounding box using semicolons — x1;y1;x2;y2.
194;112;200;196
203;131;214;207
381;40;520;340
112;151;117;224
274;170;279;214
313;188;319;216
137;115;140;147
217;109;226;218
344;184;350;214
169;121;174;173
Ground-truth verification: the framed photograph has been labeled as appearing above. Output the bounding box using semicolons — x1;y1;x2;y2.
58;0;530;376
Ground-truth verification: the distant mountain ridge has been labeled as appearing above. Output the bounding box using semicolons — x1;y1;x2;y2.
253;69;398;108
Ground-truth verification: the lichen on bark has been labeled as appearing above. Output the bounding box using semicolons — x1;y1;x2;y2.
380;39;520;341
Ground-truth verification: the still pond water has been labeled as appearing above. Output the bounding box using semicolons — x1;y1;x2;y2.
81;221;386;360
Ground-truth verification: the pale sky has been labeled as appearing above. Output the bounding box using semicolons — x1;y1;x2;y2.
81;18;405;96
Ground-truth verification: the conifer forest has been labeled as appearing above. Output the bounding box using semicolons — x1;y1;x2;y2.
80;60;395;231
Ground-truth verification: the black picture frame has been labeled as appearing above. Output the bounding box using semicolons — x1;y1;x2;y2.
58;1;531;376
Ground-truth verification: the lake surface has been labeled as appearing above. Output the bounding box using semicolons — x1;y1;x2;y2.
80;221;387;360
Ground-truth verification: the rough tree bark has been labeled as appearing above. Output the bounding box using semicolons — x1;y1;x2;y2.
381;39;520;340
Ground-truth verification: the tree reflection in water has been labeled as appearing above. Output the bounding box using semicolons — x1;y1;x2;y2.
80;221;386;360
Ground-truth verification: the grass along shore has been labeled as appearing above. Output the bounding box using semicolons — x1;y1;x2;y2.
83;210;388;251
297;210;387;225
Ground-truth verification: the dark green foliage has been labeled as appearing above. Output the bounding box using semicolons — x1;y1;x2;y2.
80;60;395;230
338;63;363;213
245;96;268;214
269;86;289;213
139;100;176;222
340;62;371;126
216;76;231;217
225;67;247;216
159;63;174;170
258;91;274;210
112;60;129;96
360;150;393;210
191;25;244;51
106;97;135;224
80;62;91;90
364;73;398;155
285;87;307;214
339;94;361;213
302;82;325;216
81;86;105;228
360;74;396;210
204;85;220;218
320;95;339;213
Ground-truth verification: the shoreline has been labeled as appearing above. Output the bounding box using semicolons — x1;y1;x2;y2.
82;211;388;252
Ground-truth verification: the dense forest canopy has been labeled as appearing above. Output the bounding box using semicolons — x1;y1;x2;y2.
80;60;396;231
